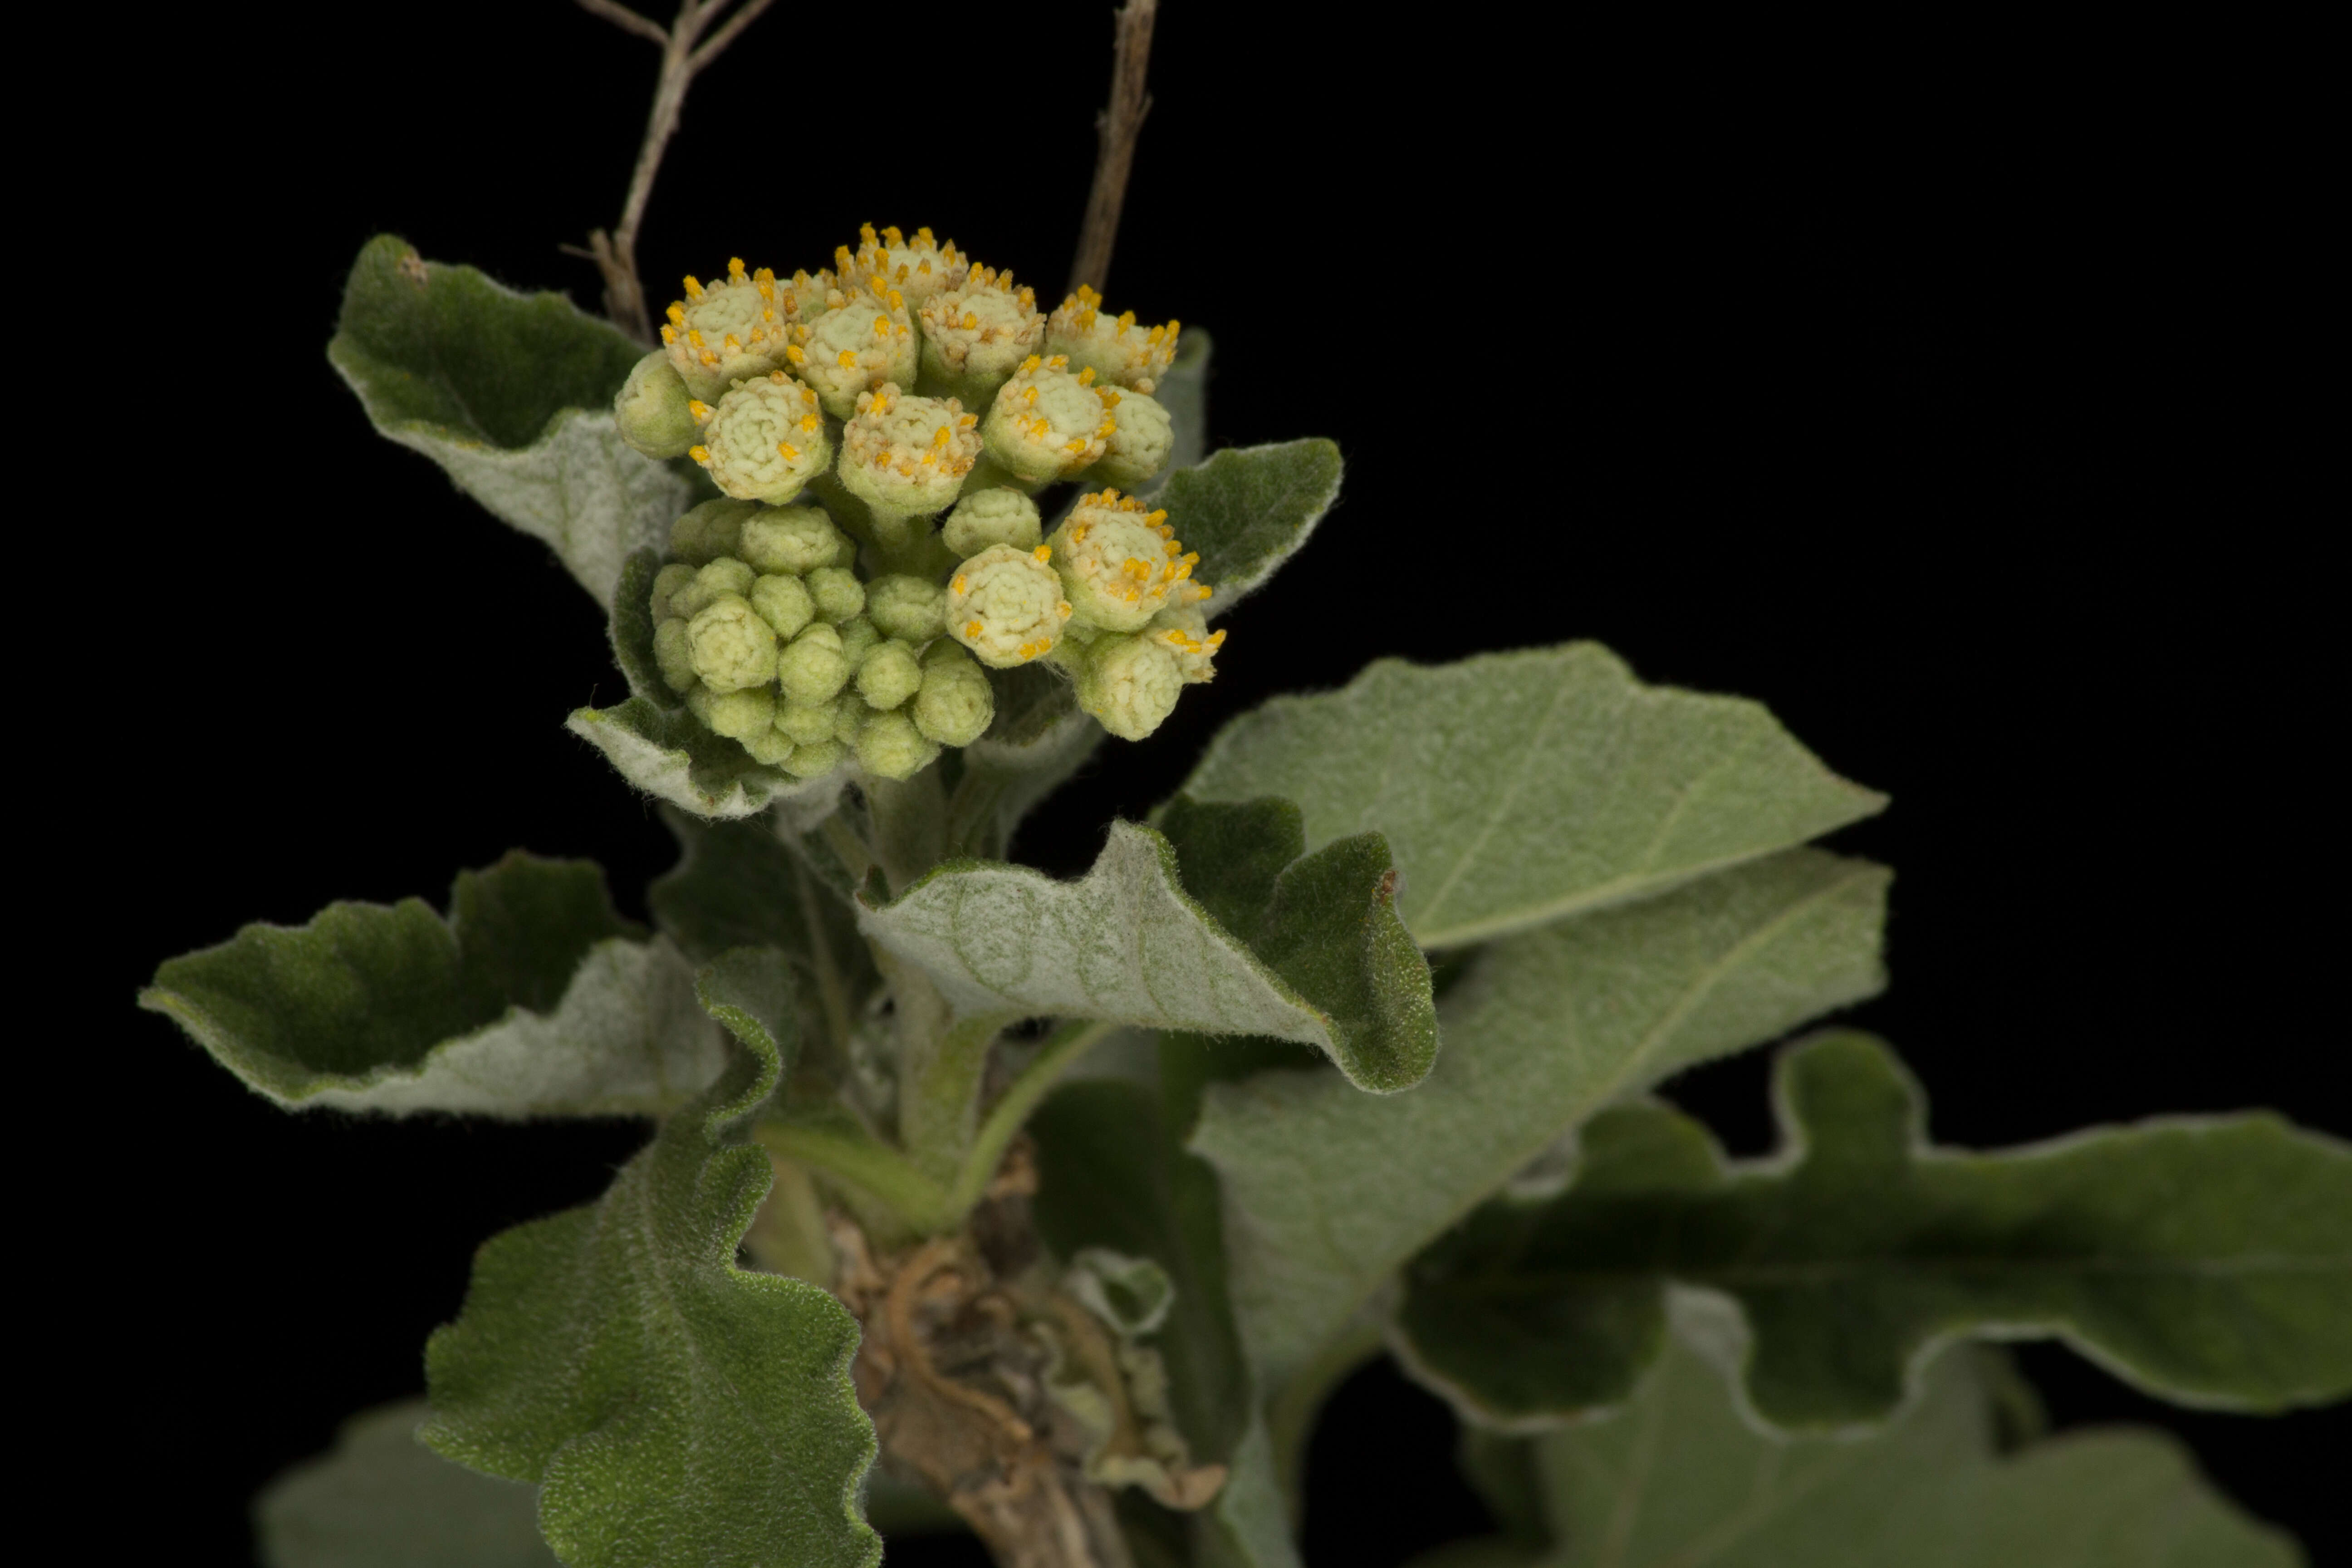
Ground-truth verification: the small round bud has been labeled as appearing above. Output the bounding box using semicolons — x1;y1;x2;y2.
778;696;846;745
690;373;832;505
981;357;1117;483
1084;387;1173;490
686;594;779;693
1049;490;1200;632
855;639;924;710
854;709;941;781
842;225;968;313
740;728;798;767
749;573;815;639
739;506;851;576
698;683;776;740
649;563;699;622
833;695;869;744
941;488;1043;557
782;737;847;779
615;351;700;458
797;286;920;419
670;557;756;621
836;615;882;669
670;499;759;565
1076;631;1184;741
865;573;947;642
1045;287;1181;393
652;617;698;693
912;641;995;746
660;260;798;399
946;543;1073;668
1147;605;1226;684
918;265;1044;410
806;566;867;625
838;385;982;519
777;623;850;705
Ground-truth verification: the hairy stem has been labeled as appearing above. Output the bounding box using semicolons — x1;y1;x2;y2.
949;1019;1119;1216
1067;0;1160;298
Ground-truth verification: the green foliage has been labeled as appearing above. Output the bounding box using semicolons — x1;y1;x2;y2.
142;853;727;1116
1147;329;1212;483
256;1400;558;1568
1182;643;1886;948
1396;1032;2352;1430
328;237;685;607
1156;439;1343;618
1407;1331;2302;1568
1193;848;1890;1389
421;950;880;1568
567;696;809;818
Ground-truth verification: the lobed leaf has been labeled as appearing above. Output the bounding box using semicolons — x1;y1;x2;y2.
1157;439;1343;619
1182;643;1886;949
142;853;726;1117
1395;1031;2352;1431
422;955;880;1568
255;1399;557;1568
328;236;686;608
1406;1327;2302;1568
1192;848;1889;1391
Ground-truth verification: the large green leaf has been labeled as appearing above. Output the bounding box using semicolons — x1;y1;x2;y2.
858;810;1436;1093
1191;848;1888;1391
1407;1328;2301;1568
422;949;880;1568
1157;440;1343;619
1395;1031;2352;1431
256;1399;558;1568
1182;644;1886;949
328;235;686;608
142;854;726;1116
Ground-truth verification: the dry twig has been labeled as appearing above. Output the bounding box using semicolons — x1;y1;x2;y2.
568;0;777;343
1067;0;1160;299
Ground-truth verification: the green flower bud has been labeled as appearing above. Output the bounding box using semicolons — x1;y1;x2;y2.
1084;387;1173;490
649;563;699;622
783;737;847;779
918;264;1044;410
834;696;869;744
749;573;815;639
837;614;882;668
1075;631;1184;741
652;617;698;693
855;639;924;710
854;709;941;781
797;282;920;419
838;385;982;520
689;372;832;505
1147;605;1225;684
941;488;1043;557
777;622;850;705
740;506;852;576
686;594;779;693
615;351;700;459
946;543;1073;668
778;696;845;745
840;225;968;314
981;356;1117;483
1045;287;1181;393
740;728;798;767
670;499;759;565
660;259;800;400
1049;490;1205;632
913;641;995;746
670;557;756;620
806;565;867;625
698;683;776;740
865;573;947;642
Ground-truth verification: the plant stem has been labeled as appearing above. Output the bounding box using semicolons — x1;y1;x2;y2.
754;1112;951;1234
1066;0;1160;299
947;1019;1118;1215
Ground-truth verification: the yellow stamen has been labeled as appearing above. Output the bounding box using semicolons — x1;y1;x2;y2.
953;574;969;595
683;276;704;298
1033;544;1053;563
838;350;860;369
786;344;807;364
966;620;985;637
689;445;710;462
778;441;800;461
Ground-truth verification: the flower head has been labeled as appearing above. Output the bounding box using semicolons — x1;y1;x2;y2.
1046;285;1180;392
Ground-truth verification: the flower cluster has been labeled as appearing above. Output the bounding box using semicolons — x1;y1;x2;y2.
617;225;1217;781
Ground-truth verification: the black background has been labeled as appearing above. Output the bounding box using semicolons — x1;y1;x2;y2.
81;3;2340;1563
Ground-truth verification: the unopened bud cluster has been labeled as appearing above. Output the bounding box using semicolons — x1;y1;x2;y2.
617;226;1219;780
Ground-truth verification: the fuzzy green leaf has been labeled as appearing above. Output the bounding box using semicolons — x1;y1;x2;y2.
328;236;686;608
1396;1031;2352;1431
858;814;1435;1093
568;696;816;820
422;961;879;1568
1157;439;1343;619
1182;644;1886;949
142;853;726;1116
609;547;673;706
1192;848;1889;1391
256;1399;558;1568
1409;1328;2301;1568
